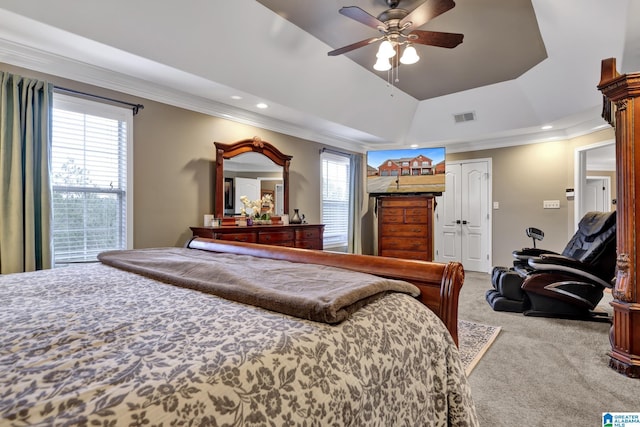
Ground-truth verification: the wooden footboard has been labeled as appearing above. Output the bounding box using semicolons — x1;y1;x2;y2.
187;237;464;345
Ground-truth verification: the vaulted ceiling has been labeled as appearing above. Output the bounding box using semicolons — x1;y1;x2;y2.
0;0;637;153
257;0;548;101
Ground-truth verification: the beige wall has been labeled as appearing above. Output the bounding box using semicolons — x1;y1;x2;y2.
1;63;327;249
131;100;326;247
449;128;615;267
3;63;616;264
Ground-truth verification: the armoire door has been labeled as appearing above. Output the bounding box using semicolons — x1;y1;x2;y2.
434;160;491;272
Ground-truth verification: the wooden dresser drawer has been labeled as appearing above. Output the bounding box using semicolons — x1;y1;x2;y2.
380;207;405;217
380;198;430;208
381;208;429;224
380;215;404;225
404;207;429;217
379;237;429;251
404;215;429;224
189;227;214;238
214;232;257;243
258;230;295;245
379;224;429;237
295;228;321;241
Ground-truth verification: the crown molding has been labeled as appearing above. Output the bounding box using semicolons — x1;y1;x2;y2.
0;37;368;152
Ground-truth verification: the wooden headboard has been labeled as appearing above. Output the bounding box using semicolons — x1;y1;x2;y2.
187;237;464;345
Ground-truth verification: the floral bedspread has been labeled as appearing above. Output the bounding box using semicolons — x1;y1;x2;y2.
0;261;477;426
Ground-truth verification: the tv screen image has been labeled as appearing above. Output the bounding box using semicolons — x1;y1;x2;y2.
366;147;446;195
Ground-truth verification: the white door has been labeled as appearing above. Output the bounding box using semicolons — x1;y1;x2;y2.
584;177;611;213
435;160;491;272
436;166;461;262
234;177;260;215
274;184;284;215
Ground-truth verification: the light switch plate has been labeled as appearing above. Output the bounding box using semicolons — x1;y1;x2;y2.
543;200;560;209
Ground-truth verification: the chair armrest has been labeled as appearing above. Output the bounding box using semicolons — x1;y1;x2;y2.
528;254;613;288
513;248;559;260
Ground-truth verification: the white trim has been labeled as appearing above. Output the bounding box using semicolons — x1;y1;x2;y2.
573;139;615;232
52;93;134;251
434;158;492;272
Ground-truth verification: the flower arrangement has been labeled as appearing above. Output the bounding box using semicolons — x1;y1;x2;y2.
239;194;274;220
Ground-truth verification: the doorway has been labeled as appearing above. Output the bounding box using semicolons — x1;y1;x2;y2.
574;140;615;229
434;159;492;272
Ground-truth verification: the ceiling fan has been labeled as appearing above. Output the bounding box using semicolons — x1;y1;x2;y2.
328;0;464;70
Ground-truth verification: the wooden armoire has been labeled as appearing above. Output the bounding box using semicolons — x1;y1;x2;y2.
598;58;640;378
377;195;434;261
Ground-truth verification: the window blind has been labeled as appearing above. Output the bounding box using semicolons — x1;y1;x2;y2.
51;94;133;264
321;152;351;249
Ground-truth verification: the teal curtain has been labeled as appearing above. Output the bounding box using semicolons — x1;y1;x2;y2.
348;153;364;254
0;71;53;273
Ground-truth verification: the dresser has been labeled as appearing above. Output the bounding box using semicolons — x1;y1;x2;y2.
190;224;325;250
377;195;434;261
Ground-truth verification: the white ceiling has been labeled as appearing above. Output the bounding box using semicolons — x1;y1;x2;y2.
0;0;637;154
257;0;548;101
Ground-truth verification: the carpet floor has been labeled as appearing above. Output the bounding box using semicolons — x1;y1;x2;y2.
459;271;640;426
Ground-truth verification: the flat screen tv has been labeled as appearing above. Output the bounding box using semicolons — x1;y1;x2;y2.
366;147;446;196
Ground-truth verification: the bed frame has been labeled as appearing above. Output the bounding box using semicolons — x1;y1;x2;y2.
187;237;464;345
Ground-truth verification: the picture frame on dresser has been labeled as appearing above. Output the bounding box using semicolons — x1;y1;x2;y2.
224;178;234;211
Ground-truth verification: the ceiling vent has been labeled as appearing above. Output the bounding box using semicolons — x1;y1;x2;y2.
453;111;476;123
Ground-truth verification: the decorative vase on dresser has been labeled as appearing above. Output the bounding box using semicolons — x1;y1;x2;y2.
376;195;434;261
290;209;302;224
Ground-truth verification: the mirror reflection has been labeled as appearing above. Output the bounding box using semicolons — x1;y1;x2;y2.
223;152;284;216
214;138;291;219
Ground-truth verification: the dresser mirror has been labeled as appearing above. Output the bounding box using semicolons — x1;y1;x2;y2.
214;138;291;218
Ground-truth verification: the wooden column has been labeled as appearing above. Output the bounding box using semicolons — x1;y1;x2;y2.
598;58;640;378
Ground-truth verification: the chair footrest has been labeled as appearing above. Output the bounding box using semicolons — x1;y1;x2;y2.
485;289;528;313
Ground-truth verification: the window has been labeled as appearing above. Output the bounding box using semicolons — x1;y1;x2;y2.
51;94;133;264
321;152;351;250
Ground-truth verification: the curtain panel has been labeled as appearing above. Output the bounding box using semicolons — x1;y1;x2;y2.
0;71;53;273
349;153;364;254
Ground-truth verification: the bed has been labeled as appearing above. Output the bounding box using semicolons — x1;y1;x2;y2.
0;238;478;426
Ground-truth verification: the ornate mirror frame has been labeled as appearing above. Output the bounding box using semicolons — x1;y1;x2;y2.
214;137;292;218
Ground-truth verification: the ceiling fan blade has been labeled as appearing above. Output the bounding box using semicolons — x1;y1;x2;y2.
409;30;463;48
339;6;386;30
400;0;456;29
328;37;380;56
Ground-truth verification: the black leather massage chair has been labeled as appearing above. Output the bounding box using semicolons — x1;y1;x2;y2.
486;210;617;320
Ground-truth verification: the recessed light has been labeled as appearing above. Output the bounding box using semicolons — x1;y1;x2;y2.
256;103;268;109
410;144;419;148
230;95;242;100
541;125;553;130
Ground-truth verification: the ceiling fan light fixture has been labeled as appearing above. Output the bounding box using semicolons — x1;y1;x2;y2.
373;56;392;71
376;40;396;59
400;44;420;65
